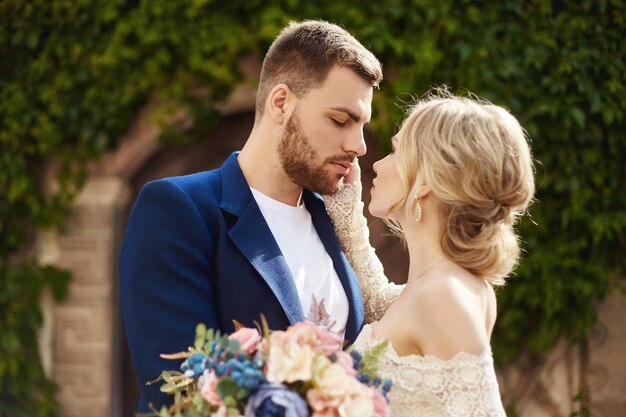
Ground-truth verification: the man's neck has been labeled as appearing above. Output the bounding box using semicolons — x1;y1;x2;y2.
238;133;303;207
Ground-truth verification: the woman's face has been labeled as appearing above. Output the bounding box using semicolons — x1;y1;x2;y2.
368;135;405;219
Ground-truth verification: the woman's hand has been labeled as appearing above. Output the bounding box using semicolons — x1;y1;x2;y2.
345;157;362;185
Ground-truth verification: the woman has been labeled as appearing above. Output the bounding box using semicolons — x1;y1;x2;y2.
325;90;535;416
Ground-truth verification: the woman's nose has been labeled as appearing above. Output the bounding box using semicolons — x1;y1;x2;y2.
372;159;380;174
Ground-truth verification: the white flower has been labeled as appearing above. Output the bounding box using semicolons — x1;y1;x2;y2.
266;344;316;384
338;393;374;417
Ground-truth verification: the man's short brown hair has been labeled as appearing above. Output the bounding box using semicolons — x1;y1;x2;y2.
255;20;383;122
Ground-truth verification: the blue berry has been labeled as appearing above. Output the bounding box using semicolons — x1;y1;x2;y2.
349;350;363;362
382;379;392;393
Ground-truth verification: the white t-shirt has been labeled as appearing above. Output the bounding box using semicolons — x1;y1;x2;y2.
250;188;349;340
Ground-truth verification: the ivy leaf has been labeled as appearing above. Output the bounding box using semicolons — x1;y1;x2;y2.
41;265;70;301
571;107;586;128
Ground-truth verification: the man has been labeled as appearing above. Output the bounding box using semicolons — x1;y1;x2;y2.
119;20;382;412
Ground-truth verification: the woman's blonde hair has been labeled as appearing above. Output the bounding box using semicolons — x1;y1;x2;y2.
388;89;535;285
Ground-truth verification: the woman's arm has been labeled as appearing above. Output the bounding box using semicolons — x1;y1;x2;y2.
324;163;403;322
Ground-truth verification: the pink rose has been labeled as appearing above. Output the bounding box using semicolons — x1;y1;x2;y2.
307;389;342;417
293;322;343;354
372;390;390;417
311;410;340;417
200;370;222;406
229;327;262;354
334;351;356;376
284;323;318;350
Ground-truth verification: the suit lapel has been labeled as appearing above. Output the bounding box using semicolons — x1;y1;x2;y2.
303;191;364;343
219;153;304;325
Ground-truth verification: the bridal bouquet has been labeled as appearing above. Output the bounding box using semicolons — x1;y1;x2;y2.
150;320;391;417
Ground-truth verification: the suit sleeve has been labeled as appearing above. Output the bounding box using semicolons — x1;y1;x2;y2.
119;179;218;412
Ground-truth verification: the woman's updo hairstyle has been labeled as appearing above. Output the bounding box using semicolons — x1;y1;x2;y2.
391;89;535;285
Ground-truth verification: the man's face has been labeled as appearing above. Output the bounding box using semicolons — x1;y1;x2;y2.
278;66;373;195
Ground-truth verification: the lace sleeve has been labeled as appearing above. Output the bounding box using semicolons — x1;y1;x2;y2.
324;181;403;323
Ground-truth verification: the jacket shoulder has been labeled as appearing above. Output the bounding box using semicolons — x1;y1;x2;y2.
142;169;222;204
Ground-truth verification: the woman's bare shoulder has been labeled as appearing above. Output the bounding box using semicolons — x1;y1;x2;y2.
408;266;492;359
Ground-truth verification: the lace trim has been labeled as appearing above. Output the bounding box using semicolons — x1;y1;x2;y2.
358;324;494;365
354;325;506;417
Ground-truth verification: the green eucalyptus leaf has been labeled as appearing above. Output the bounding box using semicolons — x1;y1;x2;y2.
217;377;239;400
227;339;240;353
223;396;237;408
160;382;176;393
360;340;389;377
161;371;175;383
196;323;207;336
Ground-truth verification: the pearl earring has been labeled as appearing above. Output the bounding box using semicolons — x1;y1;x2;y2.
415;198;422;223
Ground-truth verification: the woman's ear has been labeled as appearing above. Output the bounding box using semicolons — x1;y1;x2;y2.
417;184;432;199
266;84;295;124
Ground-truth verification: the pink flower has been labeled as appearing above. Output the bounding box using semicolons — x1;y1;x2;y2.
372;390;390;417
307;388;342;417
200;370;222;406
311;411;340;417
228;327;261;354
267;324;318;354
284;323;319;350
311;409;340;417
334;351;356;377
293;322;343;354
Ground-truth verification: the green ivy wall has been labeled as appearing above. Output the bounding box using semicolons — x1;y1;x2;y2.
1;1;624;416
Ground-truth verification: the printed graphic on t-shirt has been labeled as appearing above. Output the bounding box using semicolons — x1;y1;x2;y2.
305;294;346;339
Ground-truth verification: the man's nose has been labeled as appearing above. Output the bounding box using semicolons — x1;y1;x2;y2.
343;128;367;157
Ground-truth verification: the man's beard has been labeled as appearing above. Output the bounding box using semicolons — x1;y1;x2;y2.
278;111;352;195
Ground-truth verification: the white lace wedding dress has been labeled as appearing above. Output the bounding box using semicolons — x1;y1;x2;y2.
325;182;507;417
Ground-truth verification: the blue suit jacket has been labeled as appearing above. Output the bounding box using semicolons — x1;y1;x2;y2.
119;152;364;412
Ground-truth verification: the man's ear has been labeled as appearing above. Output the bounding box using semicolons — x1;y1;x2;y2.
266;83;296;124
